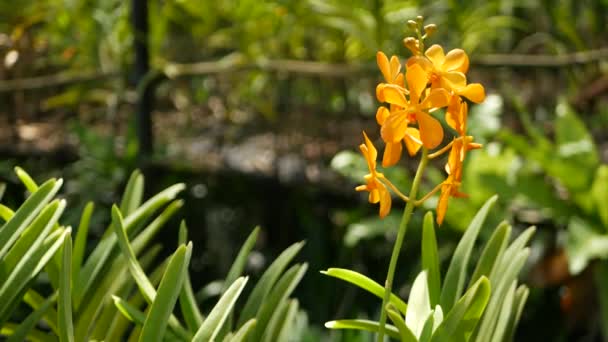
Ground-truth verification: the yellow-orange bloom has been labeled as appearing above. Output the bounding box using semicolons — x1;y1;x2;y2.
407;44;485;103
377;63;449;152
436;135;481;225
355;132;392;218
446;95;467;136
376;52;404;87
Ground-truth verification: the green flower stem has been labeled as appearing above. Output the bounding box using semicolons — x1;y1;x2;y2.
377;147;429;342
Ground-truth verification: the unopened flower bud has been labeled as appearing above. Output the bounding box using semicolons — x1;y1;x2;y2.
407;20;418;30
416;15;424;24
424;24;437;36
403;37;420;55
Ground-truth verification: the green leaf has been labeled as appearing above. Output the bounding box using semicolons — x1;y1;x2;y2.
177;221;204;331
139;242;193;342
422;212;441;307
193;277;249;342
324;319;401;339
489;281;515;342
386;305;417;342
473;247;530;342
504;285;529;342
252;263;308;341
113;295;146;325
14;166;39;193
229;319;256;342
274;300;300;342
321;268;407;315
6;292;56;342
2;199;65;276
72;202;94;279
590;165;608;229
120;170;144;216
440;195;497;312
1;323;54;342
237;241;304;327
0;227;68;322
74;183;185;308
223;226;259;293
431;277;491;342
111;206;190;340
0;204;14;222
0;178;62;260
406;271;431;338
470;221;511;285
59;232;74;342
23;290;58;334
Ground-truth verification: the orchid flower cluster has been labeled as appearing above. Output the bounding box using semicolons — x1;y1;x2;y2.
356;17;486;225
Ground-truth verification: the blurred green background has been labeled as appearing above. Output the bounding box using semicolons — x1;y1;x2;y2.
1;0;607;340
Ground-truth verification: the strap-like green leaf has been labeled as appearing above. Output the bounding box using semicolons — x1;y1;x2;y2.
193;277;249;342
432;277;491;342
252;263;308;341
406;270;431;338
325;319;401;339
0;228;68;321
120;170;144;216
469;221;511;285
489;281;515;342
6;292;56;342
177;221;204;331
139;242;192;342
223;226;259;293
507;285;529;341
422;212;441;308
111;206;190;340
74;183;185;308
274;299;300;342
0;178;62;260
321;268;408;315
237;241;304;327
386;305;417;342
229;319;256;342
14;167;39;193
72;202;94;278
59;232;74;342
440;195;497;312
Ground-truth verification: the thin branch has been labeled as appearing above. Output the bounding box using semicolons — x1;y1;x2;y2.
1;47;607;92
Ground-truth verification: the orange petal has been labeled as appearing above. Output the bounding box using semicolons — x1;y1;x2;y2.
376;106;390;125
436;186;450;225
417;111;444;149
394;73;404;88
376;83;386;102
355;184;367;192
458;83;485;103
389;55;402;80
376;51;391;83
406;55;434;74
379;186;392;218
440;71;467;91
382;141;402;167
362;131;377;166
425;44;446;68
381;110;409;143
369;188;380;203
443;49;469;73
446;98;467;135
404;127;422;156
380;85;408;107
406;63;429;103
421;88;449;109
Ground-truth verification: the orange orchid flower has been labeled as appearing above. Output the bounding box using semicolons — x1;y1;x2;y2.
407;44;485;103
376;51;404;87
355;132;392;218
377;63;449;152
446;95;468;136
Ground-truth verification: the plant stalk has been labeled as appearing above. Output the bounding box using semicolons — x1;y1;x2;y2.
377;148;429;342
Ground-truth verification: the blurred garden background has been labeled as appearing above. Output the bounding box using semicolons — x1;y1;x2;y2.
1;0;607;340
